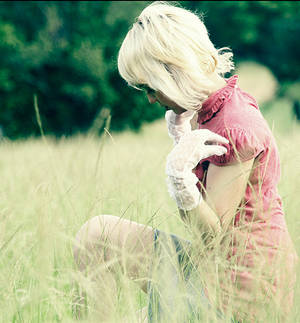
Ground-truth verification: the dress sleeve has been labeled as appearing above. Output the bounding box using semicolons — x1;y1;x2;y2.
207;127;265;166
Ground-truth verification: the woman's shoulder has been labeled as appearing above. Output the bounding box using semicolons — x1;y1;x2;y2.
222;86;267;130
199;75;268;134
198;75;279;166
203;88;275;166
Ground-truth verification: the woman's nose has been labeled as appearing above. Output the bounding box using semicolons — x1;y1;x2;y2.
147;93;157;104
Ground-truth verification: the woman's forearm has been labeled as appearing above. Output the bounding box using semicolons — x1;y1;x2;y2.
178;200;222;243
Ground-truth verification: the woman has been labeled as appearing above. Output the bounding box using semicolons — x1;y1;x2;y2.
73;2;298;322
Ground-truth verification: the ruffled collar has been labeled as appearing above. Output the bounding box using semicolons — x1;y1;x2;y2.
197;75;238;124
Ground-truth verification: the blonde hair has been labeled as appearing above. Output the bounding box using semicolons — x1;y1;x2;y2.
117;1;234;110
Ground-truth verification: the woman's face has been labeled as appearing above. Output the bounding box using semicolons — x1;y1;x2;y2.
140;85;187;115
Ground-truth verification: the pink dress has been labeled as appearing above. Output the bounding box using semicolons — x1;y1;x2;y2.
194;75;298;321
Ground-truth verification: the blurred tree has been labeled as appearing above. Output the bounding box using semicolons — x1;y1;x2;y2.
183;1;300;119
293;101;300;121
183;1;300;81
0;1;299;138
280;81;300;121
0;1;163;138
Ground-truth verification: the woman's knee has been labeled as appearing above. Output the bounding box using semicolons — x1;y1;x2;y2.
73;214;155;289
73;215;115;271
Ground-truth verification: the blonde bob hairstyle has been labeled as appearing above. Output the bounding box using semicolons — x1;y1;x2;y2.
117;1;234;111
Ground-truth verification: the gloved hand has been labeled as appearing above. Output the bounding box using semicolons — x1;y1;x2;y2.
165;109;196;145
166;129;228;211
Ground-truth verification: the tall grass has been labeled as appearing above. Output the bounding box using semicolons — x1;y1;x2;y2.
0;103;299;322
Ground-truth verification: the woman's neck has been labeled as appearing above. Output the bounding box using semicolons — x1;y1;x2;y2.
208;73;227;93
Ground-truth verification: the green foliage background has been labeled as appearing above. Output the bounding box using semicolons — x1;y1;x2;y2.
1;2;300;322
0;1;300;138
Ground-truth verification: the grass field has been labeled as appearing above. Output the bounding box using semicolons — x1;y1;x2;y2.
0;99;299;322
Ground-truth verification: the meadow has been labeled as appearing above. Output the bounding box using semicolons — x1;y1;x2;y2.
0;98;299;322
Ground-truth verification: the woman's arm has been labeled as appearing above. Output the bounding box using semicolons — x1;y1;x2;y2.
179;158;254;241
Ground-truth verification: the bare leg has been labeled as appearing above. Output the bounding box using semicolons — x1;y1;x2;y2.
72;215;155;321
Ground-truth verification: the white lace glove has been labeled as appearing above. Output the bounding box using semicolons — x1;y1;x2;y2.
166;129;228;211
165;109;196;145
